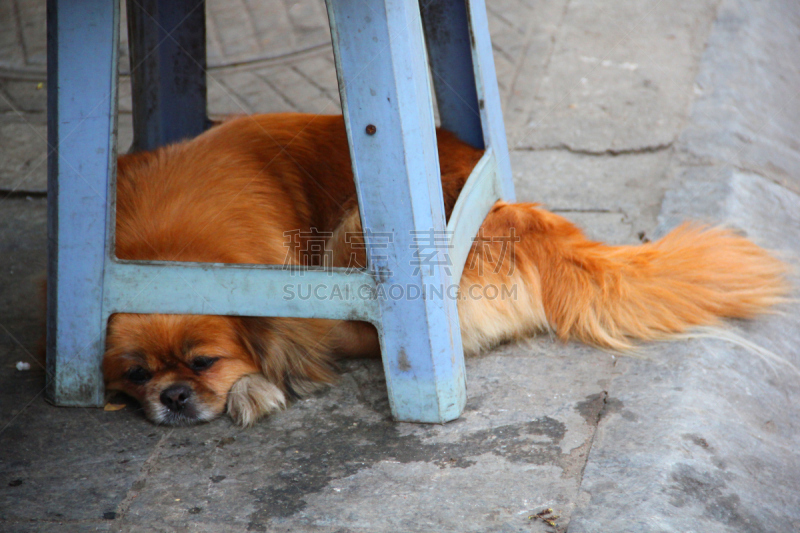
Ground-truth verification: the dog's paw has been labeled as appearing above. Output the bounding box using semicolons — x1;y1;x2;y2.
226;373;287;426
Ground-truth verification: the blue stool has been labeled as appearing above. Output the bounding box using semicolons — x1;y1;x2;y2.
46;0;515;423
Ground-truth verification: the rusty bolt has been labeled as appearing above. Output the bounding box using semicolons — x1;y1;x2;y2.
366;124;377;135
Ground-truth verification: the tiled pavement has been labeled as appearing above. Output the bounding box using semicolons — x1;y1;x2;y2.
0;0;550;192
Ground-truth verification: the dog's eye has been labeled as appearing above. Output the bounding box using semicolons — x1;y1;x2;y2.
189;356;218;372
125;366;151;384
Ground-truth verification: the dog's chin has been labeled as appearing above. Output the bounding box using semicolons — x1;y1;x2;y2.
145;402;221;426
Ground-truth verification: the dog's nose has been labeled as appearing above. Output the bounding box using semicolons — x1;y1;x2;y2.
160;384;193;412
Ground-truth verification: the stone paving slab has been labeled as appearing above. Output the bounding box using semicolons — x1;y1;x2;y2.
513;0;719;152
512;149;674;244
0;119;47;192
0;0;46;74
674;0;800;196
569;1;800;529
569;169;800;533
107;344;615;532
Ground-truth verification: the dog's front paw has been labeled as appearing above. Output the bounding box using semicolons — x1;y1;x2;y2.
226;373;287;426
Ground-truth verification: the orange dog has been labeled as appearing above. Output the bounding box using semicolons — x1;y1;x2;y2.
103;113;788;426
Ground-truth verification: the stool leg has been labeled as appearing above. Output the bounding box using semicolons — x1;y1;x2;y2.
46;0;119;406
126;0;208;152
327;0;466;423
421;0;516;201
420;0;483;150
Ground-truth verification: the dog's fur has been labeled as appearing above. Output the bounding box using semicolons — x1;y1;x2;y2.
103;113;788;426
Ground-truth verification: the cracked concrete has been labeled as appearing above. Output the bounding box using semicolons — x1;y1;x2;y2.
2;0;800;531
518;141;674;157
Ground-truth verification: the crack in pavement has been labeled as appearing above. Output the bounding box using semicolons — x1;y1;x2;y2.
562;391;625;533
109;430;174;529
518;141;674;157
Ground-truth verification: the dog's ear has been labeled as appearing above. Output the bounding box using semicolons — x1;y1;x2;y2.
233;317;338;398
232;316;272;366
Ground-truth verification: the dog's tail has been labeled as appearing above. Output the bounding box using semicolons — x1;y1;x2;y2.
458;202;790;353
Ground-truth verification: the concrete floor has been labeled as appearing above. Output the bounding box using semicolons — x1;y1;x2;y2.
1;0;800;531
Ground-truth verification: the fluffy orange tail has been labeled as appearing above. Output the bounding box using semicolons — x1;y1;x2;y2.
458;202;789;353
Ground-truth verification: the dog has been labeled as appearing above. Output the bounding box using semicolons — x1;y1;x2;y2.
102;113;788;426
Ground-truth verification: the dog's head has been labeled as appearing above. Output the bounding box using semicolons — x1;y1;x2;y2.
103;314;262;425
103;314;337;426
